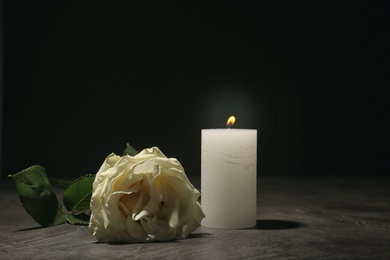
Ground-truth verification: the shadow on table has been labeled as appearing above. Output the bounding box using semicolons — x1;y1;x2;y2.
254;219;305;230
18;226;46;232
101;233;211;245
187;232;212;239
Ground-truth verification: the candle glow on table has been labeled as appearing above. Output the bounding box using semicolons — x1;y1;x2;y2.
201;116;257;228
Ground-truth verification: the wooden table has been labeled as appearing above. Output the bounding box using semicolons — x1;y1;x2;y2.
1;175;389;259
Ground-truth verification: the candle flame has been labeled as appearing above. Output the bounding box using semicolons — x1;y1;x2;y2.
226;116;236;128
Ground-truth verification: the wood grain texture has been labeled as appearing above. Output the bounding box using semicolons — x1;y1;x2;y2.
1;175;389;259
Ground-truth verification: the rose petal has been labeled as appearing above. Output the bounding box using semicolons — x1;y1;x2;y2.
134;197;161;221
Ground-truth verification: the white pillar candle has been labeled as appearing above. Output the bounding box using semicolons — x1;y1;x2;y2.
201;117;257;228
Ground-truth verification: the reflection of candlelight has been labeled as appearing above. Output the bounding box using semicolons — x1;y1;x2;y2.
201;116;257;229
226;115;236;128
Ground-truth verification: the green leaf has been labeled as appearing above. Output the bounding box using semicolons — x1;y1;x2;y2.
65;212;90;225
122;143;139;156
8;165;65;226
63;174;95;213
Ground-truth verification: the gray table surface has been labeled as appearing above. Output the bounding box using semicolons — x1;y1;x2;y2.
1;175;389;259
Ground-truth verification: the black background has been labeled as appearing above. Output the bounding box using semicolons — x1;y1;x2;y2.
2;1;389;179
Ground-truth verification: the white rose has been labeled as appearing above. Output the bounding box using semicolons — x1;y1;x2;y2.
88;147;205;243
